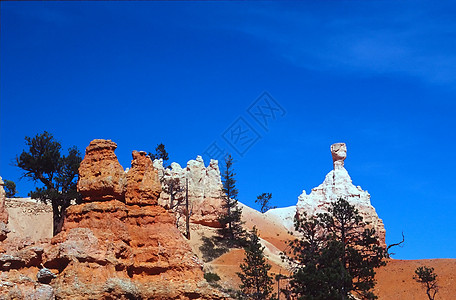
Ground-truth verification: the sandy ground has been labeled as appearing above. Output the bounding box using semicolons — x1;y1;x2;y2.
374;259;456;300
203;205;456;299
5;197;53;241
209;250;456;299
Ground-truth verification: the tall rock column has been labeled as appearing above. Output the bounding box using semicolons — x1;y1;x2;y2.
125;151;161;205
296;143;386;248
0;177;9;241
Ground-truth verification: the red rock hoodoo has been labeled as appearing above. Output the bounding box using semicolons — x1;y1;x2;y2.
0;140;223;299
77;139;127;202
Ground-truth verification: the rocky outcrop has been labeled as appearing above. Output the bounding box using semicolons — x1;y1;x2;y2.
126;151;161;205
0;140;224;299
0;177;9;241
77;139;127;202
267;143;386;248
154;156;224;228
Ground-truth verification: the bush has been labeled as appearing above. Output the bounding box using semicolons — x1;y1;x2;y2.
204;272;221;283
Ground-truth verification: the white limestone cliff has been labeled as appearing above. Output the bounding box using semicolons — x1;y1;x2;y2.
267;143;386;247
153;156;224;227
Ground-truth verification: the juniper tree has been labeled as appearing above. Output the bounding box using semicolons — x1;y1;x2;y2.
4;179;18;198
218;154;245;245
285;198;387;300
15;131;82;235
237;227;274;300
414;266;438;300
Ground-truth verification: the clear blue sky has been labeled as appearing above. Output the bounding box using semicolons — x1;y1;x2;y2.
1;1;455;260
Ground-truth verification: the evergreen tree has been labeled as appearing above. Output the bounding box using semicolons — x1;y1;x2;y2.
4;179;18;198
414;266;438;300
149;143;169;167
285;198;387;300
255;192;276;213
218;154;245;245
237;227;275;300
15;131;82;235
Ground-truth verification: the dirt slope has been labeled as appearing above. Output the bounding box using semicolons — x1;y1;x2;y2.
375;259;456;300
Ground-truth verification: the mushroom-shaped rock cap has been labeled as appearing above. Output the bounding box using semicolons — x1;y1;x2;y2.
331;143;347;170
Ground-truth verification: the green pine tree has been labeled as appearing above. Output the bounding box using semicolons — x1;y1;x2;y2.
237;227;275;300
218;154;245;246
285;198;387;300
15;131;82;235
149;143;169;167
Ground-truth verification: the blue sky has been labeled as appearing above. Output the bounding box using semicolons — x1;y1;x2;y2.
1;1;455;260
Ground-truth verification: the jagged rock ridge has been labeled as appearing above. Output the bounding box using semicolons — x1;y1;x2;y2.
154;156;224;228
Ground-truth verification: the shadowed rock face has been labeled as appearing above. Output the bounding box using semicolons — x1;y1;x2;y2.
0;140;224;300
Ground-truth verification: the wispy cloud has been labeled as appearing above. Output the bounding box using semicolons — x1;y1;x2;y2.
226;2;456;86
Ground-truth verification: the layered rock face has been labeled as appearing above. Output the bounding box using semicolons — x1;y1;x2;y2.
0;140;222;299
0;177;9;241
154;156;224;228
77;139;127;202
296;143;386;247
126;150;162;205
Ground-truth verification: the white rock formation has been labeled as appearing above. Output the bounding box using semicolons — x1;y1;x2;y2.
264;206;296;233
267;143;386;247
153;156;224;227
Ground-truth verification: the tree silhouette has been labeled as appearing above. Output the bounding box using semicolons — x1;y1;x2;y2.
414;266;438;300
4;179;18;198
218;154;245;246
149;143;169;167
15;131;82;235
285;198;387;300
255;192;276;213
237;227;275;300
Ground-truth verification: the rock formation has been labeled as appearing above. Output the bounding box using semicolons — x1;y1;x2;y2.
331;142;347;169
154;156;224;228
126;151;161;205
77;139;127;202
0;140;224;299
0;177;9;241
267;143;386;248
